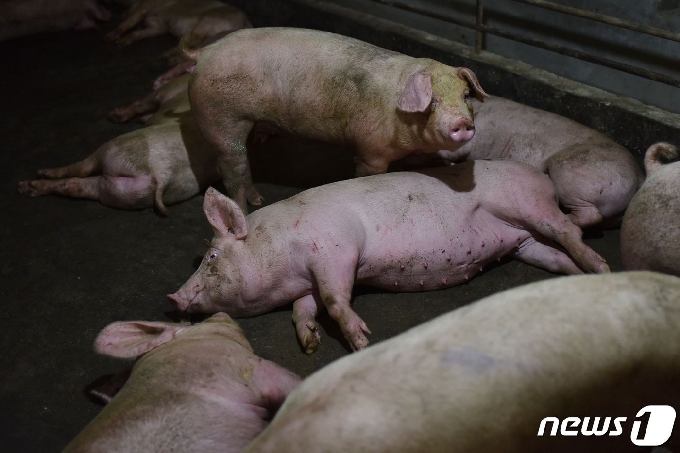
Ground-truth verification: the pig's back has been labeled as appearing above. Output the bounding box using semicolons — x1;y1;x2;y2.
192;28;408;140
465;97;618;168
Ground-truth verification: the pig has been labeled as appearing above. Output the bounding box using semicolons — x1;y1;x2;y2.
186;27;488;212
105;0;252;47
17;73;264;213
108;72;191;124
437;96;645;228
64;312;301;453
621;142;680;276
244;271;680;453
169;161;609;354
0;0;111;41
17;116;220;214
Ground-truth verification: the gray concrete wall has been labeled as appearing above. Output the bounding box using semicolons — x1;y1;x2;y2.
325;0;680;114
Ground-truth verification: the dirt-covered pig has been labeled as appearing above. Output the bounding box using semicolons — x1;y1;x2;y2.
64;313;301;453
245;272;680;453
186;27;488;212
621;142;680;276
437;97;645;228
169;161;608;353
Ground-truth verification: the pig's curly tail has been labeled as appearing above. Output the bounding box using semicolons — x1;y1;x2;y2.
644;142;679;176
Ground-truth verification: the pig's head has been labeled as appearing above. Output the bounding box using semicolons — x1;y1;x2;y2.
94;312;251;359
398;64;488;150
168;188;252;315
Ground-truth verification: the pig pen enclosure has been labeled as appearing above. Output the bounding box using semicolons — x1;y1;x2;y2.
2;0;680;451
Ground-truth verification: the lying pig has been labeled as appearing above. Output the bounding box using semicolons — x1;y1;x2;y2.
108;72;191;124
17;118;219;214
105;0;251;46
621;142;680;276
186;27;488;212
245;272;680;453
169;161;609;353
64;313;301;453
437;96;645;228
0;0;111;41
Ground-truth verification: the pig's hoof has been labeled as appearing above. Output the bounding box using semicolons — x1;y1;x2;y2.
301;322;322;355
247;191;264;206
17;180;39;196
349;333;370;351
597;262;611;274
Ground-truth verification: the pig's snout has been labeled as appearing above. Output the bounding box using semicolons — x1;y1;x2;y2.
450;118;475;143
167;292;190;312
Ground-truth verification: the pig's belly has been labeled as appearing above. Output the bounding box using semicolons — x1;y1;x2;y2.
356;222;527;292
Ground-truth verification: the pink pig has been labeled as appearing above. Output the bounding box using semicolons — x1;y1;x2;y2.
169;161;609;353
438;97;645;228
63;313;301;453
186;27;488;212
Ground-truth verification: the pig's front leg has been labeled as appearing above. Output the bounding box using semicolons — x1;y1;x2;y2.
292;294;323;354
353;151;391;177
311;253;371;351
513;237;584;274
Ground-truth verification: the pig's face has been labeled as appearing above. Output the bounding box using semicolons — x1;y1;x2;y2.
398;65;488;150
168;188;251;315
170;239;248;314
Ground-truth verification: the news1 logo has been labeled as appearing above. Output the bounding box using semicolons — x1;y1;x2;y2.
537;405;676;447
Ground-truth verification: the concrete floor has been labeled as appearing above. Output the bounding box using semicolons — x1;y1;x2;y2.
0;27;622;452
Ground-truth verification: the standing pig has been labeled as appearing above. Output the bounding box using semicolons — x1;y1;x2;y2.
169;161;609;353
64;313;301;453
621;142;680;276
438;97;645;228
186;27;488;212
244;272;680;453
105;0;251;46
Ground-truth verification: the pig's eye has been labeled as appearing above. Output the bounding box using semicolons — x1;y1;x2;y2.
206;249;220;263
464;90;471;102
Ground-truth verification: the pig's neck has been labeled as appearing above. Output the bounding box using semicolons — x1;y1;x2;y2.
239;224;309;311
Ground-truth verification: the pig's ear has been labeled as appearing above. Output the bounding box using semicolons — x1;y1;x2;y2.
398;70;432;113
95;321;187;358
203;187;248;240
456;68;489;101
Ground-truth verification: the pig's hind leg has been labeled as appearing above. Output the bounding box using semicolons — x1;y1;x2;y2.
531;215;609;274
18;177;101;200
513;236;584;274
292;294;323;354
311;253;371;351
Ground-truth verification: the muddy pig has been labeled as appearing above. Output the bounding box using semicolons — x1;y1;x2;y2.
244;271;680;453
105;0;251;46
63;313;301;453
621;142;680;276
186;27;488;212
0;0;111;41
437;96;645;228
169;161;608;353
